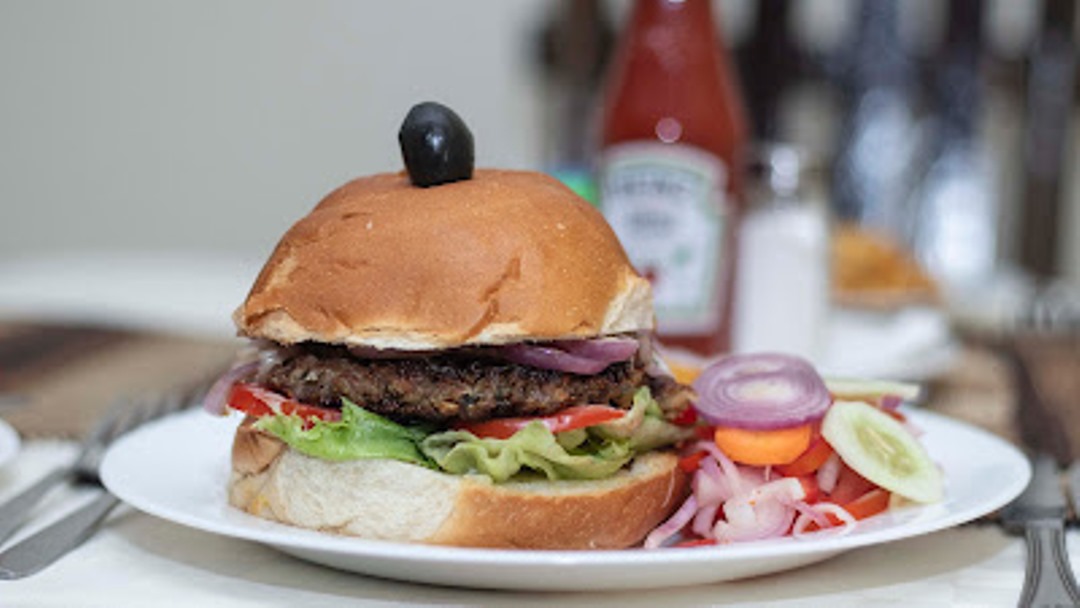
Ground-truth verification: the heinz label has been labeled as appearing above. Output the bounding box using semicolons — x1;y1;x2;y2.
599;142;728;335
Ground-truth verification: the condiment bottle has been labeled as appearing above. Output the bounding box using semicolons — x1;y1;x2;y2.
733;145;829;360
597;0;747;357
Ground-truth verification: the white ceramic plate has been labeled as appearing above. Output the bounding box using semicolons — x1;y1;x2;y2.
101;408;1029;591
0;418;21;469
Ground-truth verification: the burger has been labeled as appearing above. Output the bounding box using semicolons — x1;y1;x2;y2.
203;102;694;549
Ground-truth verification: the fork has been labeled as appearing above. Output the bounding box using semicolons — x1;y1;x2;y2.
0;398;137;546
0;390;193;579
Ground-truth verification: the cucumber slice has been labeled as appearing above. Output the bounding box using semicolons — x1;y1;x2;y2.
824;378;922;403
821;401;943;503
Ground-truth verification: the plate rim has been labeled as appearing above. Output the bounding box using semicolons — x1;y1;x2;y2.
0;417;21;469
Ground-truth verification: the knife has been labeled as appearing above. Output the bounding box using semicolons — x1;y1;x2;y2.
1002;454;1080;607
0;491;119;580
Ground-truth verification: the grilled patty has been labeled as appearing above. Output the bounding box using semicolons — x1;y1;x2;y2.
256;344;689;424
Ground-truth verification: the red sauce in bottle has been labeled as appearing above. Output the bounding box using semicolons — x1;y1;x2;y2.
598;0;747;357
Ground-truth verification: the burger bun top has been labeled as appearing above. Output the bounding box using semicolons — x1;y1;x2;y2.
234;169;653;350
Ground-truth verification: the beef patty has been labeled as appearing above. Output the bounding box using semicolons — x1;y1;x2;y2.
255;344;690;424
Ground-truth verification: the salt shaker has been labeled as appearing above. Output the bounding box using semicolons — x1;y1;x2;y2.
732;145;829;360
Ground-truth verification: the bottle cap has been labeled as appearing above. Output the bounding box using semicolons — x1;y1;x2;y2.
749;143;803;199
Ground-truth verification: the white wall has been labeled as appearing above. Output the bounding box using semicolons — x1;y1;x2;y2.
4;0;1080;286
0;1;546;259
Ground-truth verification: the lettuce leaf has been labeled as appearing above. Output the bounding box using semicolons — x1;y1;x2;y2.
419;388;692;482
419;422;635;482
254;399;435;467
252;388;690;483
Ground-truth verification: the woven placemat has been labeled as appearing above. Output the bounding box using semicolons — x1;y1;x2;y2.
0;321;238;437
926;334;1080;463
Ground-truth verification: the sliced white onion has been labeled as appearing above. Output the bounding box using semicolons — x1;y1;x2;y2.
792;500;831;529
693;456;734;507
643;495;699;549
817;453;842;494
708;477;805;543
202;361;257;415
714;498;795;543
694;441;751;496
692;501;722;538
792;502;857;539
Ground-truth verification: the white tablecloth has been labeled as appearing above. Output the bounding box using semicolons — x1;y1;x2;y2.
0;441;1073;607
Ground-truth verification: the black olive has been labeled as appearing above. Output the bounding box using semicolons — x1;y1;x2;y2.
398;102;474;188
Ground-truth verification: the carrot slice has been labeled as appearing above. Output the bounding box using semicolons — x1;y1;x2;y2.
713;424;813;466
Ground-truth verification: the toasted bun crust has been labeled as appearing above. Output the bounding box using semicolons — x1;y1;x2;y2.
234;170;653;350
229;423;687;549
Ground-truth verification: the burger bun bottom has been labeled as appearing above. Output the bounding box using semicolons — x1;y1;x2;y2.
229;424;688;550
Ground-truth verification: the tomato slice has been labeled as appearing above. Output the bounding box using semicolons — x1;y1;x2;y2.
227;383;341;422
673;538;718;548
827;462;877;505
879;407;907;423
775;433;835;477
454;405;626;440
806;487;892;531
796;475;822;504
671;407;698;426
678;451;708;473
841;488;891;520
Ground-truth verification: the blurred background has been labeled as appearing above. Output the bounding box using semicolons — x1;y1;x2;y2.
1;0;1080;359
1;0;1080;457
1;0;1078;280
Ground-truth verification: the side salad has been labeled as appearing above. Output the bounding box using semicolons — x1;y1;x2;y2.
645;352;942;549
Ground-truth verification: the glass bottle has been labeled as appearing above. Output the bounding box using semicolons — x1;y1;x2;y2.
597;0;748;357
733;145;829;360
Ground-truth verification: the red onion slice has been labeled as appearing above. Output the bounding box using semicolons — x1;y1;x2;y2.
692;353;831;429
202;361;257;416
558;337;639;361
498;337;638;375
702;352;813;382
879;394;903;410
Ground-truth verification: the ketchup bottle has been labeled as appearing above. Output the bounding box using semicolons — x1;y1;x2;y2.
598;0;747;357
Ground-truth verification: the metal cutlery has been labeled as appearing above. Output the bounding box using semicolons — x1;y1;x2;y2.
1002;348;1080;607
0;399;135;547
0;389;194;579
1002;454;1080;607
